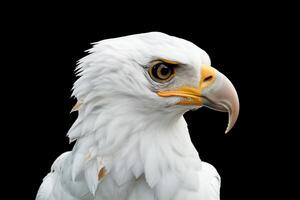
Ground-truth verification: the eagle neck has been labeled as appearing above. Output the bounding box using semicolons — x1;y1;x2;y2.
69;102;201;193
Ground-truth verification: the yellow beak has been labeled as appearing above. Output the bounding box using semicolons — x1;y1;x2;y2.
157;64;240;133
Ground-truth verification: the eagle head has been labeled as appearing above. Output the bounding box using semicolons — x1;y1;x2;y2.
72;32;239;134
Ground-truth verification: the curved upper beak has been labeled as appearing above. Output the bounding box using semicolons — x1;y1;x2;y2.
158;64;240;133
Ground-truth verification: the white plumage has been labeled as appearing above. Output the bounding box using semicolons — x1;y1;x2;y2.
36;32;239;200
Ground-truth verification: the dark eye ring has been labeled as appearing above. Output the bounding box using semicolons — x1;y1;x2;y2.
148;62;175;83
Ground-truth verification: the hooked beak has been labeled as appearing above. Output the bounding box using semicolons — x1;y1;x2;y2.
157;64;240;133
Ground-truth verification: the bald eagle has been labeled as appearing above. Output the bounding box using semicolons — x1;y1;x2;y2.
36;32;239;200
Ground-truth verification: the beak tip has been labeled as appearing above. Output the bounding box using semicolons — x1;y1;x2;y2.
225;107;239;134
225;123;231;134
225;125;232;134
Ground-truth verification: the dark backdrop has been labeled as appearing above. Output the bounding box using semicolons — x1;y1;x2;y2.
3;4;293;200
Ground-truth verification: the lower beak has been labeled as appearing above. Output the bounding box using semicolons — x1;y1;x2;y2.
157;64;240;133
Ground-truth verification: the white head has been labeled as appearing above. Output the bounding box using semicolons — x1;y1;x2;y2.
72;32;239;133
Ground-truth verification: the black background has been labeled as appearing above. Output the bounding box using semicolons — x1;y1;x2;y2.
3;3;295;200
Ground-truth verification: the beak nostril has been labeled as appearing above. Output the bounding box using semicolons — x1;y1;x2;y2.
203;75;213;82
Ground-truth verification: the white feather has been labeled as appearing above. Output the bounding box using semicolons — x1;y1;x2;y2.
84;159;103;195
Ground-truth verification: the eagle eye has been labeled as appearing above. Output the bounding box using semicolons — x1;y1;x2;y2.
149;62;175;83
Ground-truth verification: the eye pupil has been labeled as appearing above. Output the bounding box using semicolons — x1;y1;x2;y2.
160;66;170;76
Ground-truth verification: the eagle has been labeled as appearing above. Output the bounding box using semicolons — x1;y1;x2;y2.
36;32;239;200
